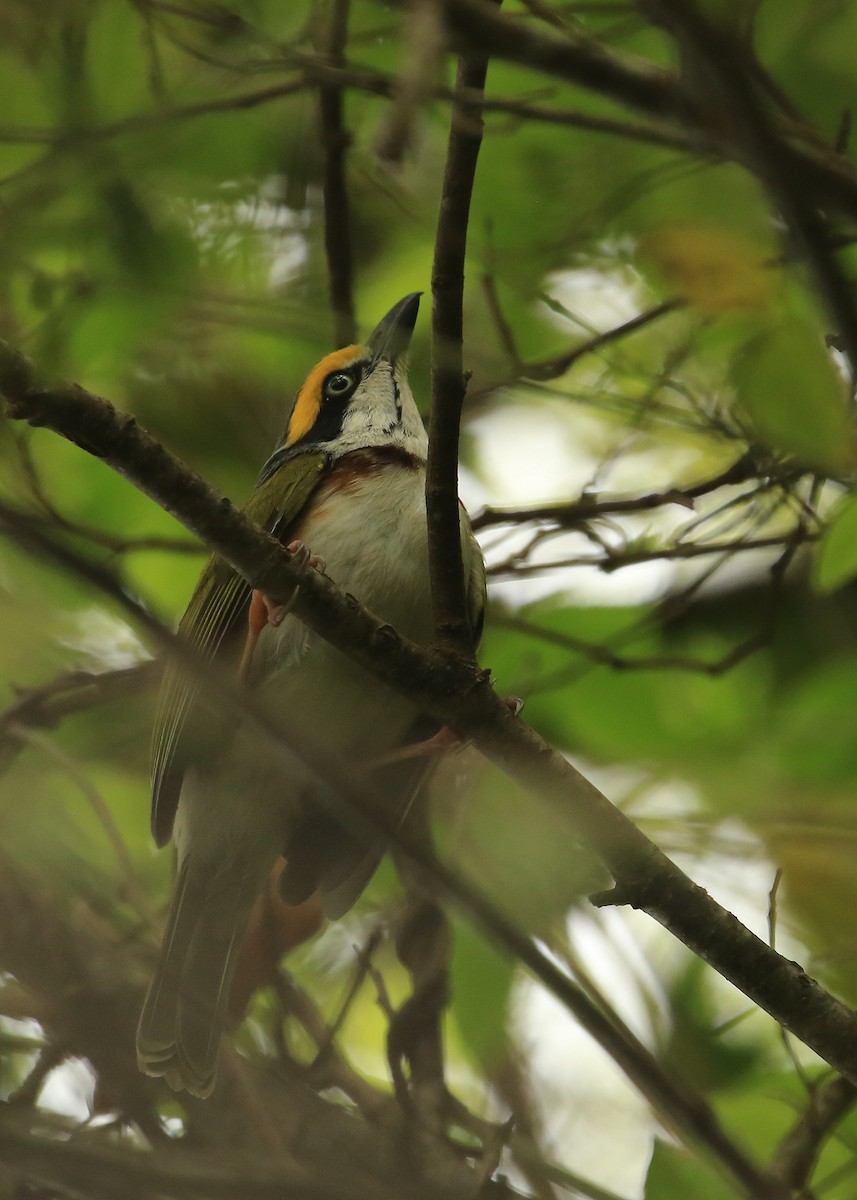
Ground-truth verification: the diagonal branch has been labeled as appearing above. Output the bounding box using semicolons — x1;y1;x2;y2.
443;0;685;122
0;501;790;1199
472;452;761;531
6;345;857;1110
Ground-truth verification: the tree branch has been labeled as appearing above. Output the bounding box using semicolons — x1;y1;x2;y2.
428;14;497;656
0;662;158;773
317;0;357;348
443;0;686;123
6;349;857;1124
467;300;683;405
650;0;857;382
472;453;761;531
770;1076;857;1193
441;0;857;224
0;501;786;1198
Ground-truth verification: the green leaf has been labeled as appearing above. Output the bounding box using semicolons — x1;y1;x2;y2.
814;492;857;592
731;316;852;472
450;920;515;1071
644;1142;735;1200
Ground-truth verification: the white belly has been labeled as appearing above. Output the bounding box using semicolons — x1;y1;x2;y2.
176;464;432;862
258;461;433;755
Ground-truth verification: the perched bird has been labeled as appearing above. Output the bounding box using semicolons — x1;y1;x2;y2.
137;294;486;1097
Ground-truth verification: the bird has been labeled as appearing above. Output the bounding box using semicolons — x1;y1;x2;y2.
136;293;486;1098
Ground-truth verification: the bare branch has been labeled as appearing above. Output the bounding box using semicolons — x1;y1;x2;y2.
651;0;857;382
442;0;857;224
473;452;761;531
467;299;683;406
488;531;818;579
428;11;497;656
317;0;357;348
443;0;687;122
0;662;159;773
0;502;791;1198
771;1076;857;1193
6;353;857;1135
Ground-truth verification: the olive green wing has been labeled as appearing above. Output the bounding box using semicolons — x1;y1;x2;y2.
463;507;487;647
150;451;329;847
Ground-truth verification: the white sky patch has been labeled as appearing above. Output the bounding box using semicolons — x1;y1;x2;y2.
470;401;608;508
542;257;645;335
59;608;151;671
513;972;655;1199
179;177;310;291
505;760;812;1197
38;1058;95;1120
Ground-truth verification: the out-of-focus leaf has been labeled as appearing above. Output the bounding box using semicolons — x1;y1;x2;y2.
444;760;607;935
450;921;514;1070
814;492;857;593
662;959;763;1091
643;223;772;312
644;1141;735;1200
484;602;764;767
731;316;852;473
715;1070;819;1163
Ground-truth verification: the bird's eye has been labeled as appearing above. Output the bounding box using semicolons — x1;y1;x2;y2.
324;371;356;399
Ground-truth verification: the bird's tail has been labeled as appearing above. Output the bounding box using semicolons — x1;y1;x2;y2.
137;857;258;1098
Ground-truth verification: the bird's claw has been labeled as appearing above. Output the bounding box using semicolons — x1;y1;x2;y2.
361;726;470;770
287;539;326;575
238;542;325;677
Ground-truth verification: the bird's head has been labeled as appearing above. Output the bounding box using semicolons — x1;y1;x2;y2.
273;294;427;470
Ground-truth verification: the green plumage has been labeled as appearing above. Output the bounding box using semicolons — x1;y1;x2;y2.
150;451;329;847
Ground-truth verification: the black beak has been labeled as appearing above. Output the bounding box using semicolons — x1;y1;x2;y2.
367;293;421;364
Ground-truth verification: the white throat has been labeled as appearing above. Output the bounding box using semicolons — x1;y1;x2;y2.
329;361;428;461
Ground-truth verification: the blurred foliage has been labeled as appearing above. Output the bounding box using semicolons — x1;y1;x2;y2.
3;1;857;1198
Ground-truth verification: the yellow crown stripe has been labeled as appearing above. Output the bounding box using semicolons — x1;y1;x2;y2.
285;344;366;446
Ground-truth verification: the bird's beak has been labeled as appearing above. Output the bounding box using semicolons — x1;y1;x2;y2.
367;292;421;364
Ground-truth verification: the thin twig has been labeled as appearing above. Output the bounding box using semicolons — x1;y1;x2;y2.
274;970;391;1119
495;613;765;679
468;300;682;403
13;430;201;555
488;530;818;580
771;1076;857;1193
472;452;760;530
0;662;159;773
323;927;385;1047
481;268;524;371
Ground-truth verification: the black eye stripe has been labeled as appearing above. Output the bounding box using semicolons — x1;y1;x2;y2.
262;361;370;474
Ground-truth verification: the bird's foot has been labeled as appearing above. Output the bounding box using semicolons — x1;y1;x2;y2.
359;701;523;770
361;726;470;770
237;543;326;679
286;539;326;581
